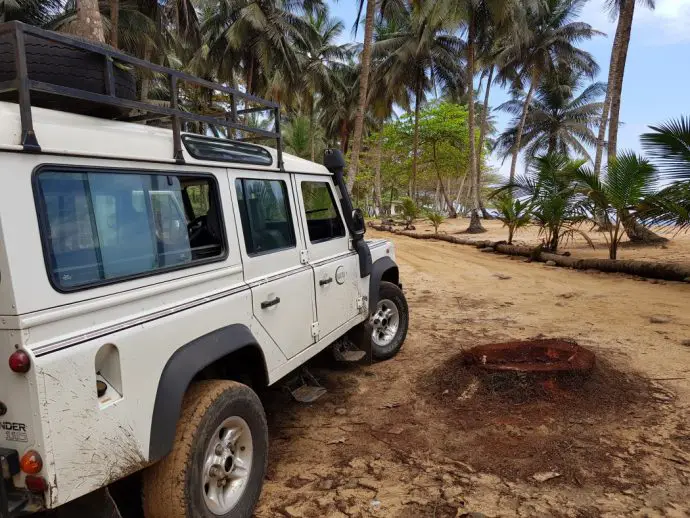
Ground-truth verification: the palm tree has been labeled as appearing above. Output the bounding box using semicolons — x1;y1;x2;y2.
346;0;377;193
593;0;655;176
500;0;601;184
200;0;315;97
496;70;605;164
639;116;690;230
70;0;106;42
501;154;592;251
295;8;351;161
573;153;657;259
0;0;64;24
373;1;464;200
460;0;537;233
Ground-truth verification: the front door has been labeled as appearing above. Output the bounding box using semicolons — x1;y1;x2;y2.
231;172;316;359
294;175;361;339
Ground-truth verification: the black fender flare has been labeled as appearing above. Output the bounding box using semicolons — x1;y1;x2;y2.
368;256;400;315
148;324;264;461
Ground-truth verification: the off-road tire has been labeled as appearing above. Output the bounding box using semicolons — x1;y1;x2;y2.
142;380;268;518
371;281;408;360
0;32;136;117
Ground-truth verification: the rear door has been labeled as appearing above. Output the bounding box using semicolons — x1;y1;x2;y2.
230;171;316;359
294;175;361;338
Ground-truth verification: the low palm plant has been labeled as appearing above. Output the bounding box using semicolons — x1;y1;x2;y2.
572;153;658;260
640;117;690;230
400;196;419;230
426;210;445;234
498;154;593;252
492;193;532;244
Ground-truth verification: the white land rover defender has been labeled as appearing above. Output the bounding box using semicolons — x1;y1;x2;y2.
0;22;408;518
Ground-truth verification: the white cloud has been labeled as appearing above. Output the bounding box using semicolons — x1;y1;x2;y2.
635;0;690;44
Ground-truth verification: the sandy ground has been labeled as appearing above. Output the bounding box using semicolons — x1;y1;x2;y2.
406;217;690;265
254;229;690;518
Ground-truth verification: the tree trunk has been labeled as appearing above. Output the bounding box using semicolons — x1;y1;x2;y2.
622;211;668;244
455;170;468;209
309;95;315;162
607;0;635;163
508;80;536;183
246;57;254;96
373;128;383;215
434;179;441;210
593;10;625;176
72;0;106;43
477;64;494;220
411;84;422;199
346;0;376;193
141;43;152;101
109;0;119;49
465;12;485;234
432;142;457;218
340;119;348;153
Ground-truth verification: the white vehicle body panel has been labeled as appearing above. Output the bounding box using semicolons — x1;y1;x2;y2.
0;101;397;510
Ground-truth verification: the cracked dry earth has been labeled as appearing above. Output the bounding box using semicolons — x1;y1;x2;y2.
254;230;690;518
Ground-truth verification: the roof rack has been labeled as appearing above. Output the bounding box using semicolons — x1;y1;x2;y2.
0;21;284;169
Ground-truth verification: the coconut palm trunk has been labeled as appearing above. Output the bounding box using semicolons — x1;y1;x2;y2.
72;0;106;43
410;84;422;199
465;11;485;233
477;64;494;219
607;0;635;162
109;0;119;48
373;128;384;215
508;79;536;183
432;142;457;217
346;0;376;193
593;15;625;176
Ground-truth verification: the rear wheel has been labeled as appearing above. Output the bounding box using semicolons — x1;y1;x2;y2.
370;281;408;360
142;380;268;518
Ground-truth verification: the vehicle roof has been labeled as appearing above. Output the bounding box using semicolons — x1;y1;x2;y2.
0;101;331;175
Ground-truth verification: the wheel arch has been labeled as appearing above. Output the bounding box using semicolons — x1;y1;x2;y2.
148;323;267;461
368;256;400;315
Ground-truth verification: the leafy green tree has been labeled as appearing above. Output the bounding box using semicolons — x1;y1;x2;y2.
573;153;658;259
373;1;464;199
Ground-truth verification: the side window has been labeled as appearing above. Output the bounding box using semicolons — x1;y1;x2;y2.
300;181;346;243
235;178;296;255
36;170;225;291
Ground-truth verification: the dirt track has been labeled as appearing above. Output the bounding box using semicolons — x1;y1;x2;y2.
255;230;690;518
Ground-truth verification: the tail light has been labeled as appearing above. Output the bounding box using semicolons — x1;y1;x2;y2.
25;475;49;493
9;350;31;373
20;450;42;474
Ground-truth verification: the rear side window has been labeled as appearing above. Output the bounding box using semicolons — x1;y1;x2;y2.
235;179;296;255
301;181;345;243
36;169;225;291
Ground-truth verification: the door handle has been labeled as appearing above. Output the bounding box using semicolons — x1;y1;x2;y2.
319;277;333;286
261;297;281;309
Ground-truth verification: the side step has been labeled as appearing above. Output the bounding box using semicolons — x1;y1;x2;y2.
287;368;327;403
333;337;367;362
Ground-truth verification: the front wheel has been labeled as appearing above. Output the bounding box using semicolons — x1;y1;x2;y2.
142;380;268;518
370;281;409;360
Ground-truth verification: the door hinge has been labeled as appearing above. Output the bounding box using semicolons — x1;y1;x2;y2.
300;250;309;264
311;322;320;340
357;296;367;313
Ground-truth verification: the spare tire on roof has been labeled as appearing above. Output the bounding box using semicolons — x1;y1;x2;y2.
0;30;137;118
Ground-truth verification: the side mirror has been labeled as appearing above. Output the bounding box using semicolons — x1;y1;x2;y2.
352;208;366;237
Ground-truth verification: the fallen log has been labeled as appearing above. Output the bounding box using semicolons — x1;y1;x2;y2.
367;223;690;282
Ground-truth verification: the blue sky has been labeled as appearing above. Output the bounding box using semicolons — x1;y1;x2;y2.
327;0;690;178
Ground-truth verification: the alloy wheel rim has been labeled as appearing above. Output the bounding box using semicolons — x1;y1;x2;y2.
370;299;400;347
202;416;253;515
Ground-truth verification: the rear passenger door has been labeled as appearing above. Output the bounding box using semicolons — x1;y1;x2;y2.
294;175;361;338
230;171;317;359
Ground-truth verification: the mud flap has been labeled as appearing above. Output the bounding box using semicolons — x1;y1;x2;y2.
346;320;374;365
56;488;122;518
